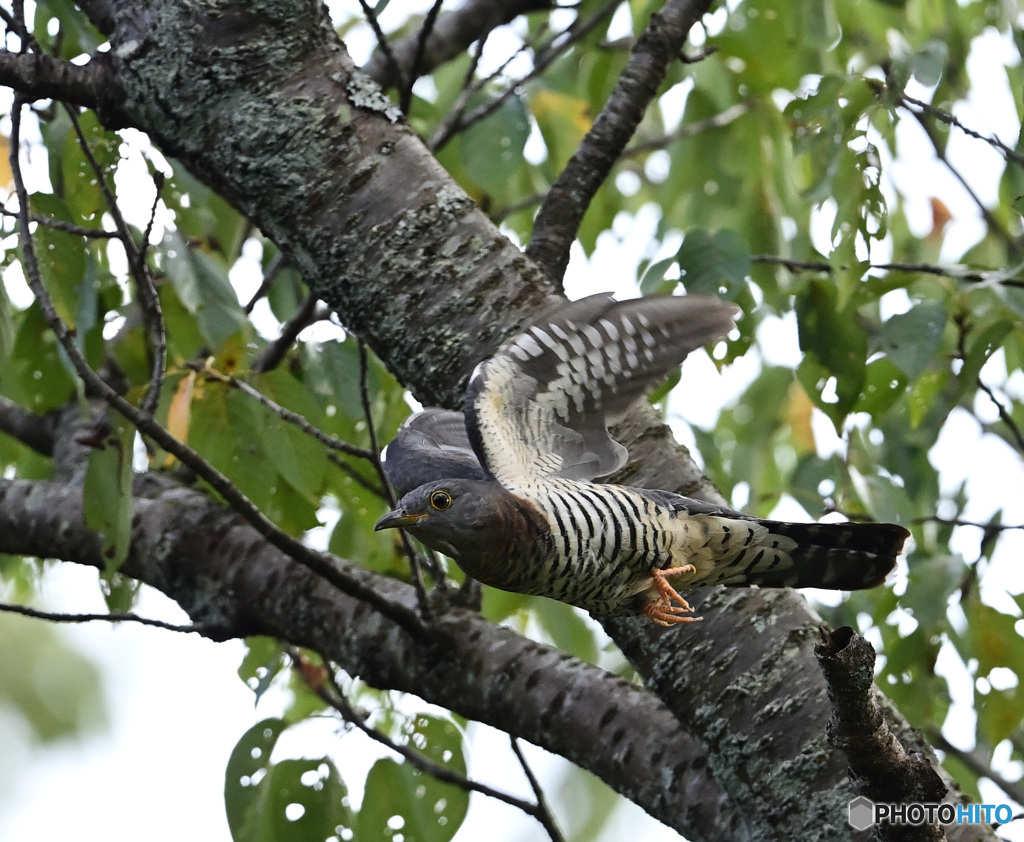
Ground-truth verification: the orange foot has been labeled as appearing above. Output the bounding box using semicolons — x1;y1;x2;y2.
642;565;702;627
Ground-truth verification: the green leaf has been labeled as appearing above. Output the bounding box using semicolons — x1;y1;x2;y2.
878;301;946;381
795;279;867;425
225;718;354;842
528;86;592;174
460;94;530;196
82;414;135;574
675;228;750;300
912;41;948;86
238;637;288;704
161;230;248;348
533;599;599;664
0;611;106;742
902;553;962;631
357;714;469;842
28;193;87;326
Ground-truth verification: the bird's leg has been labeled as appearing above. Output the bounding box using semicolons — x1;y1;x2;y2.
643;565;702;626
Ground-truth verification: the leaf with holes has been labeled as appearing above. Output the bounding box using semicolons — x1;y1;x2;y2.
357;714;468;842
225;718;354;842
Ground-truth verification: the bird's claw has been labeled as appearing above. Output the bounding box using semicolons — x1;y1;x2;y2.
643;565;702;626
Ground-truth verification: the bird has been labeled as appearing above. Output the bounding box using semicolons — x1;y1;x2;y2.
374;293;909;626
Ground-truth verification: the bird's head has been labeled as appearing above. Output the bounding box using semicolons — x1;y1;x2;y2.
374;479;507;562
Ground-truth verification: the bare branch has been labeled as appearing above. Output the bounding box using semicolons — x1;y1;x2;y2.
815;626;948;842
65;105;167;416
916;517;1024;532
194;360;376;461
0;600;201;633
621;101;752;158
906;106;1019;257
357;0;403;94
358;340;440;604
363;0;553;90
510;737;565;842
251;293;325;373
429;3;618;151
0;49;119;112
294;651;566;836
929;731;1024;808
526;0;713;282
0;204;119;237
752;254;1024;290
975;377;1024;455
398;0;444;116
901;93;1024;170
0;396;56;455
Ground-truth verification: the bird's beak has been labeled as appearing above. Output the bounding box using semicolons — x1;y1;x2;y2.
374;510;428;531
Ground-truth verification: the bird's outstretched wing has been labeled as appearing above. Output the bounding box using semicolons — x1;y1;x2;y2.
381;408;486;496
465;294;739;484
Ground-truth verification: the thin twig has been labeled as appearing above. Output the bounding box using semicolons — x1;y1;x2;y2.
751;254;1024;289
620;101;752;158
358;341;437;608
0;204;119;237
929;730;1024;807
9;98;428;638
358;0;403;94
295;652;562;833
243;250;287;314
65;105;167;416
430;3;618;151
0;600;202;633
327;453;389;499
251;293;324;373
907;106;1018;256
915;516;1024;532
510;737;565;842
975;378;1024;454
399;0;445;116
900;93;1024;169
191;359;376;459
428;20;550;150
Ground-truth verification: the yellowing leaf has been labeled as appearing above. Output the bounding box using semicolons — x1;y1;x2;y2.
0;136;13;191
530;88;592;134
163;371;195;465
529;88;592;170
785;381;816;455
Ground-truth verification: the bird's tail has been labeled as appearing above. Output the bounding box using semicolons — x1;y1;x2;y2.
694;517;910;590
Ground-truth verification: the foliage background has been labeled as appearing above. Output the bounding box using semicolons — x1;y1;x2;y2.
0;0;1023;839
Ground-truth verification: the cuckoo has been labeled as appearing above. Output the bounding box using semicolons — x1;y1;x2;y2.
375;294;909;626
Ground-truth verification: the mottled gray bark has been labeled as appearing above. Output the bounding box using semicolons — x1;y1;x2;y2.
0;473;742;839
0;1;993;840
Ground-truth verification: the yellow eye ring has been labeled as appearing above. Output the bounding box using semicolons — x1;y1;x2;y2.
430;490;452;511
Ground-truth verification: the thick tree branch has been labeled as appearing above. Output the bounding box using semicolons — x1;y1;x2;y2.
816;627;948;842
0;475;738;840
0;396;56;455
525;0;713;282
0;49;119;111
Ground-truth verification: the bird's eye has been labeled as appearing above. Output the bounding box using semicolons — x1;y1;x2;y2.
430;490;452;511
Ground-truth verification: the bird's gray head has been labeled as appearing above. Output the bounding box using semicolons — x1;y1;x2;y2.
374;479;509;562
